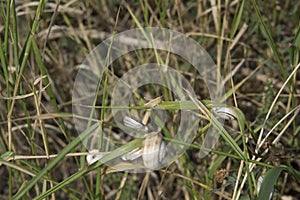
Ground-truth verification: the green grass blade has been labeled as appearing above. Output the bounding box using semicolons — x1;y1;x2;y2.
186;93;246;161
210;114;246;160
11;0;19;75
31;38;68;137
230;0;245;39
0;36;10;110
11;0;45;102
3;0;10;58
257;166;285;200
290;21;300;66
33;138;143;200
12;123;99;200
0;2;10;110
250;0;287;80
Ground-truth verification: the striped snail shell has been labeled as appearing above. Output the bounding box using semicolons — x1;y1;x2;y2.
87;133;168;169
142;132;167;169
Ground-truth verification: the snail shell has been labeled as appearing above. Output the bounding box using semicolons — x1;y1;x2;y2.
86;149;107;165
213;107;236;120
142;132;167;169
123;116;149;132
88;116;167;169
87;133;167;169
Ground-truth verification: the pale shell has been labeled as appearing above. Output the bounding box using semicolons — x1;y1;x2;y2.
123;116;148;132
142;132;167;169
86;149;106;165
213;107;236;120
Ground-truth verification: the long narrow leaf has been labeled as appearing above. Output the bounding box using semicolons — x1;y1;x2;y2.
32;38;68;137
13;123;99;200
33;138;143;200
257;166;285;200
250;0;287;80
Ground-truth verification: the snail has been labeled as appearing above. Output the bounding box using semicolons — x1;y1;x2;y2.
121;131;167;169
142;131;167;169
86;116;167;169
86;149;107;165
212;107;237;120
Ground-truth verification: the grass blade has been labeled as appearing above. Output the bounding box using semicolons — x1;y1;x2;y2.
250;0;287;80
33;138;143;200
290;21;300;66
12;123;99;200
32;38;68;137
257;166;285;200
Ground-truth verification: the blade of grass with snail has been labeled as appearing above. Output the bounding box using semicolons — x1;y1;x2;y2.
187;94;246;161
160;100;247;161
13;123;99;200
33;138;143;200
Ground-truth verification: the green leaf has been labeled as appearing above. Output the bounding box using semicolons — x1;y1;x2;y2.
257;166;285;200
0;151;14;160
230;0;245;38
289;45;299;67
290;22;300;66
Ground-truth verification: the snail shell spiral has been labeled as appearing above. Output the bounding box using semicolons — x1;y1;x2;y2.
142;132;167;169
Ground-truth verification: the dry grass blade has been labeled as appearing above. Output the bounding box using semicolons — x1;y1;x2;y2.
256;62;300;153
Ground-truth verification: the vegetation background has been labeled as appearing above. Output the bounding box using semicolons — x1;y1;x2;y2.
0;0;299;199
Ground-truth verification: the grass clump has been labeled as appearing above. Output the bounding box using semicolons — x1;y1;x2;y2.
0;0;299;199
